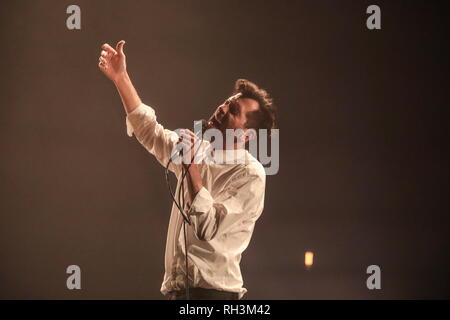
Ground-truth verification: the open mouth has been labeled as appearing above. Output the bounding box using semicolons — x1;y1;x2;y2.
209;113;221;127
209;118;220;128
214;113;222;124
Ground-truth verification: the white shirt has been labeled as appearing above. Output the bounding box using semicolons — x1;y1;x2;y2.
125;103;266;299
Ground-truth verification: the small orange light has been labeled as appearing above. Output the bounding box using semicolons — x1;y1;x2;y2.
305;251;314;269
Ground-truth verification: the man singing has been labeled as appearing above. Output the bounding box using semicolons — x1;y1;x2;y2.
98;40;278;300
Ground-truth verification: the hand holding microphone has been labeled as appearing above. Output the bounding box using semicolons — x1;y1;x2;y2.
177;129;202;167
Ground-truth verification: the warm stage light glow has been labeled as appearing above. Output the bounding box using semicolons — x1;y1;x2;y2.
305;251;314;269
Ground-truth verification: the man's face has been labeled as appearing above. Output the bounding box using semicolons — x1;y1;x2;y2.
207;93;260;134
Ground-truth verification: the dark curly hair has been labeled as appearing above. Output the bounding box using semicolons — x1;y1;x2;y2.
232;79;278;136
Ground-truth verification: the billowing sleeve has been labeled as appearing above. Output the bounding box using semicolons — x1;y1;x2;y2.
126;103;181;174
187;166;266;241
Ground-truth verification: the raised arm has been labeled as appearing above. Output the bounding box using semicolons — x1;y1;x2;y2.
98;41;181;174
98;40;141;114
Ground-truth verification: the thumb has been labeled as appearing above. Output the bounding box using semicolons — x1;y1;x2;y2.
116;40;126;55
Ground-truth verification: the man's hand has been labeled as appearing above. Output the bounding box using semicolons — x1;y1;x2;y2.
98;40;127;83
178;129;204;197
98;40;141;114
178;129;202;167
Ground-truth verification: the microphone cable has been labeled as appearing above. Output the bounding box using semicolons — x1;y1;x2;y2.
164;120;207;300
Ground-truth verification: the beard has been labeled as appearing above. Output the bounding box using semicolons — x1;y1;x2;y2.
207;112;229;133
206;113;241;147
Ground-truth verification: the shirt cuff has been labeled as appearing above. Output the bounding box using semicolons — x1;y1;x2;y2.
188;186;214;215
125;103;156;137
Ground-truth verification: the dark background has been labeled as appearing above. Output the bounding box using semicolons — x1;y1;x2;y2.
0;0;448;299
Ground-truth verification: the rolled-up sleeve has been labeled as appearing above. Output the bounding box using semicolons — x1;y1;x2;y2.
188;167;266;241
126;103;180;174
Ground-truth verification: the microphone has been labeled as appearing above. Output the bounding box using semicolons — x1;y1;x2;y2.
200;119;209;135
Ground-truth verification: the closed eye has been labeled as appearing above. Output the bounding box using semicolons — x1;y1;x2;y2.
229;101;239;115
